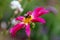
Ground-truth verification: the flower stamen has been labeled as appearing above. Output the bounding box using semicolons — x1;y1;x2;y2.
23;15;33;24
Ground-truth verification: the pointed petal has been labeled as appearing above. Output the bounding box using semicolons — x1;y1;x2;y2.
16;16;24;21
32;7;49;17
25;24;31;37
32;17;46;24
9;22;24;37
26;11;32;15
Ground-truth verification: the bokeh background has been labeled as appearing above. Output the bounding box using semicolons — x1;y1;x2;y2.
0;0;60;40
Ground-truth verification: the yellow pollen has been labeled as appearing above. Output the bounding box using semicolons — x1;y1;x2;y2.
23;16;33;24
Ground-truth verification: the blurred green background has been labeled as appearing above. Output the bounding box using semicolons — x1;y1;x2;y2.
0;0;60;40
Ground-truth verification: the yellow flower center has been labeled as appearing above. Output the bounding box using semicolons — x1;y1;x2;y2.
23;15;33;24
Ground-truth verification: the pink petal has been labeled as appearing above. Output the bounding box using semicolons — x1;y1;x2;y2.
9;23;24;37
32;17;46;24
26;11;32;15
16;16;24;21
25;24;31;37
32;7;49;17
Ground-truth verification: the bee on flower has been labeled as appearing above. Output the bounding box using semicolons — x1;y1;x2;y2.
9;7;49;37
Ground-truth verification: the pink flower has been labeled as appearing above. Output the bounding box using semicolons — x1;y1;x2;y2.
32;7;49;17
9;7;49;37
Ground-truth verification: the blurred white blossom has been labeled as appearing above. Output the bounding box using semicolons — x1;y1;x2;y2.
1;21;7;29
11;18;18;25
10;0;24;13
14;9;19;14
